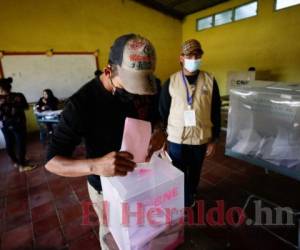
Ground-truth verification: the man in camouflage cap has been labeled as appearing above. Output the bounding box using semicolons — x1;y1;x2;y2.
159;38;221;207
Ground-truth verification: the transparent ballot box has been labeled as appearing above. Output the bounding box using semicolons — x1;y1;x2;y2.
225;82;300;180
100;152;184;250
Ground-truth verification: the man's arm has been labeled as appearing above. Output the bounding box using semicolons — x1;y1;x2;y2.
211;79;221;142
46;151;136;177
45;99;136;177
159;79;171;130
145;78;168;160
47;100;83;160
206;79;221;158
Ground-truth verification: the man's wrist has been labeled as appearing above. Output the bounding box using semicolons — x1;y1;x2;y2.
153;120;163;130
87;158;97;175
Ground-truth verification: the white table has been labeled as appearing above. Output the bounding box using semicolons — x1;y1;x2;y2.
0;129;6;149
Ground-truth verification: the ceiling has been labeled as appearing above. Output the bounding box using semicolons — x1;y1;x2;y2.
132;0;230;20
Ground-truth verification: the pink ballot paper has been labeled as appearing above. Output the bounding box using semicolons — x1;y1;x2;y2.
120;117;152;163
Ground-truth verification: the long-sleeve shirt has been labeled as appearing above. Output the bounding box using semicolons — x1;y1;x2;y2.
47;77;161;192
36;97;59;112
159;71;221;142
0;92;29;128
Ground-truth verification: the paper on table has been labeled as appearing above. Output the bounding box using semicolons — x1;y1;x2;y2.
34;110;63;116
120;117;152;163
231;129;260;155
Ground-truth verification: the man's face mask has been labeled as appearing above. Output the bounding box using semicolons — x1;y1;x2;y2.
184;58;201;73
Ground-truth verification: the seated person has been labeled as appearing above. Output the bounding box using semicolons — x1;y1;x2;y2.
36;89;58;112
35;89;59;135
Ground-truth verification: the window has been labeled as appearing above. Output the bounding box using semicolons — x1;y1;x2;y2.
197;16;213;31
195;1;258;31
215;10;233;26
234;1;258;21
275;0;300;10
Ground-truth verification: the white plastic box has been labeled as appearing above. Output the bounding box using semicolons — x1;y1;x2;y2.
226;82;300;169
104;223;184;250
100;152;184;250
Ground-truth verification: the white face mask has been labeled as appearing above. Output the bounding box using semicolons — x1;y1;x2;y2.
184;58;201;73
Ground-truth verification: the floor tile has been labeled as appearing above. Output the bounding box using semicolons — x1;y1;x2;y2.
58;204;83;225
33;214;60;237
29;183;49;197
49;178;73;200
5;211;31;231
1;223;33;249
68;232;100;250
7;172;27;189
31;201;56;223
68;177;88;191
27;169;47;188
29;189;53;209
45;170;64;182
62;218;93;242
5;199;29;219
55;193;79;211
6;190;28;205
34;227;66;249
74;187;90;201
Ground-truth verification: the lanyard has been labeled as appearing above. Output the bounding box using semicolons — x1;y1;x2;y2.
181;71;193;108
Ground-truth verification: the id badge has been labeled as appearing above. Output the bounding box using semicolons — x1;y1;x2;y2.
184;109;196;127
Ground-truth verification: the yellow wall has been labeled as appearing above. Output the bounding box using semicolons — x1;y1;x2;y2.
0;0;182;131
182;0;300;95
2;0;300;131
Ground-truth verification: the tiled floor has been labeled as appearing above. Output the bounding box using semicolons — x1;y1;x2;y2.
0;136;99;250
0;133;299;250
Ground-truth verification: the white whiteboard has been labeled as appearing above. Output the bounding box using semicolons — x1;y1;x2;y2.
1;54;97;102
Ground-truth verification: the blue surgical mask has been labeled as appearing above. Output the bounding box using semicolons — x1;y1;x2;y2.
184;58;201;73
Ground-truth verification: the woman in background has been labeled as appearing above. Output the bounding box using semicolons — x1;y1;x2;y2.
36;89;59;112
0;77;35;172
35;89;59;135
